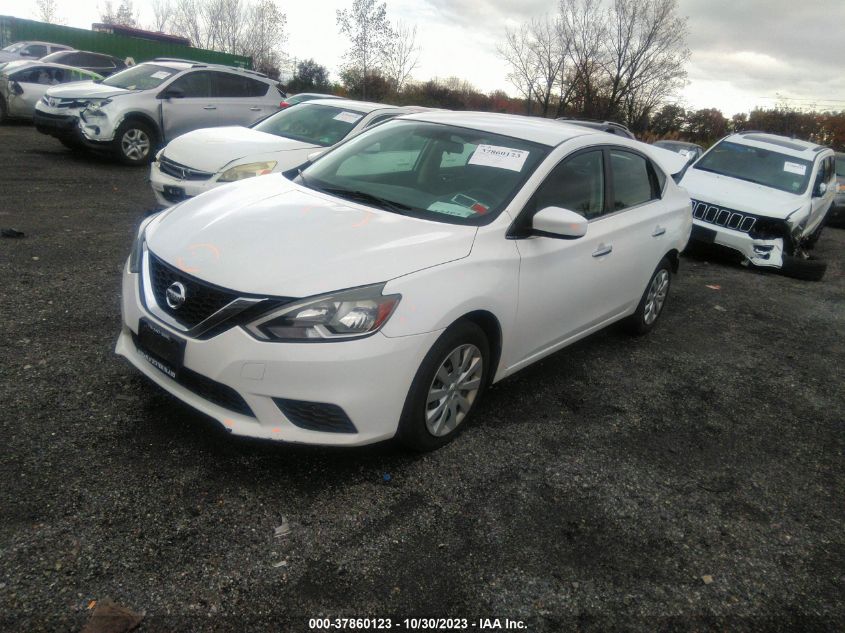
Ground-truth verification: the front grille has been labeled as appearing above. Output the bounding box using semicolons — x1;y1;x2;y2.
132;333;255;417
273;398;357;433
148;253;239;329
691;199;757;233
41;96;84;109
159;156;214;181
161;189;192;203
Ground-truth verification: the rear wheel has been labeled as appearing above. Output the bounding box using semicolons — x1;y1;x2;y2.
396;321;489;451
623;258;672;336
114;120;156;165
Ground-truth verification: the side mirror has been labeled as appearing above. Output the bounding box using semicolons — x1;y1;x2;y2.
531;206;588;239
159;87;184;100
10;81;23;95
307;149;325;163
815;181;827;197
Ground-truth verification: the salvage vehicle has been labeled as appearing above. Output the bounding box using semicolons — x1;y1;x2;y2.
653;140;704;162
33;59;284;164
681;132;836;280
0;40;70;62
279;92;344;108
830;152;845;226
149;99;430;206
116;112;691;450
39;49;127;77
0;61;102;122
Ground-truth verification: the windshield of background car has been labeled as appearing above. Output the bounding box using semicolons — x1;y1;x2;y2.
101;64;179;90
252;104;365;146
694;140;812;194
299;120;550;225
1;43;24;53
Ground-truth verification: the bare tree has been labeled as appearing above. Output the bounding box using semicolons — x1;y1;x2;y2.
336;0;393;100
241;0;288;74
35;0;63;24
558;0;607;119
384;20;420;92
529;15;567;117
498;27;539;115
150;0;174;32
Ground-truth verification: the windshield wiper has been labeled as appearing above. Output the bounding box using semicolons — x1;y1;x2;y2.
319;186;412;214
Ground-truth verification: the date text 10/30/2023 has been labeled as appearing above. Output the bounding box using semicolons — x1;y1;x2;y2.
308;617;528;630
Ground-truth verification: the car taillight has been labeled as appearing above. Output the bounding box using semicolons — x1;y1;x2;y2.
279;101;290;108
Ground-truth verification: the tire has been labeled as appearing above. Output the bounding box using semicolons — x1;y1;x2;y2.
781;254;827;281
396;321;490;451
623;257;672;336
803;219;826;250
114;119;156;165
0;96;7;123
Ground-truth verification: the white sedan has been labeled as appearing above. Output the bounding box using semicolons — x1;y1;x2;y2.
118;111;691;450
149;99;428;207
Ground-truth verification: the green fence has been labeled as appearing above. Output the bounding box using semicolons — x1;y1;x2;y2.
0;15;252;68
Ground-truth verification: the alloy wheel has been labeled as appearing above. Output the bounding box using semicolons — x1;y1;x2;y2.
121;128;150;161
425;344;483;437
643;269;670;325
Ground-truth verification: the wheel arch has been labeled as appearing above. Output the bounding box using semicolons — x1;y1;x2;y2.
453;309;503;384
665;248;680;273
117;112;162;144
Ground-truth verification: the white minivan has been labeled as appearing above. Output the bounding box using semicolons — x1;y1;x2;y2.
117;112;691;450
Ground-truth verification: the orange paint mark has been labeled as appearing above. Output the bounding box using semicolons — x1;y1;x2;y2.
352;211;374;228
175;257;200;273
272;427;282;434
189;243;221;259
223;419;235;427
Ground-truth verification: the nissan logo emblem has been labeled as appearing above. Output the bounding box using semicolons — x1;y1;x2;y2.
165;281;187;309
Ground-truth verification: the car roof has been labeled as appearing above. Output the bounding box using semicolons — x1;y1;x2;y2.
42;49;120;60
291;92;343;98
655;140;701;149
397;111;594;146
727;132;831;159
305;98;403;113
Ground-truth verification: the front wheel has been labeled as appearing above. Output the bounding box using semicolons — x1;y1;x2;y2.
114;120;156;165
396;322;489;451
623;258;672;336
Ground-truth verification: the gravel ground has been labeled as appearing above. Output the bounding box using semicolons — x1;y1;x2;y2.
0;124;843;633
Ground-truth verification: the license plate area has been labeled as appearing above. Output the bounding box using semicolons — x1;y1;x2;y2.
691;223;717;244
136;318;186;378
162;185;187;201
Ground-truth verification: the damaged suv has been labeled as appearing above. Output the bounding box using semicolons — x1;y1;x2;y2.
682;132;835;280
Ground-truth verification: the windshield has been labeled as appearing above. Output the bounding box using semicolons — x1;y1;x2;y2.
1;43;24;53
253;104;366;146
836;154;845;178
694;140;812;194
102;64;179;90
299;120;549;225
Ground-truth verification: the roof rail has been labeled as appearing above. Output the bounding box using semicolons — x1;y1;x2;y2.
151;57;201;64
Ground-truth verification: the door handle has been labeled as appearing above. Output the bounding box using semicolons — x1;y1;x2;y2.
652;226;666;237
249;106;261;111
592;244;613;257
203;105;217;110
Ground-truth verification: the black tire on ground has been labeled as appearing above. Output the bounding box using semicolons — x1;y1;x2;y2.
0;96;7;123
396;321;490;452
623;257;673;336
113;119;157;166
780;254;827;281
803;218;826;250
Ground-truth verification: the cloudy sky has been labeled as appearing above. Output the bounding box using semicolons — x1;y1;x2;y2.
1;0;843;115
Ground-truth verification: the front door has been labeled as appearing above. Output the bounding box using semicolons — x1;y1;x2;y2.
160;71;220;142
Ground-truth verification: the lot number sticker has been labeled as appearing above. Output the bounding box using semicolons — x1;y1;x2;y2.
151;71;172;80
468;145;529;172
333;111;363;124
783;161;806;176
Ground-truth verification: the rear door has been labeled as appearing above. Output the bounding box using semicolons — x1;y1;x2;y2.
7;66;59;116
160;71;219;141
212;72;274;126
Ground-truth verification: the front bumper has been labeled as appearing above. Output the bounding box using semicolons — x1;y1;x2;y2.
689;219;785;268
33;109;82;139
116;265;439;446
149;161;220;207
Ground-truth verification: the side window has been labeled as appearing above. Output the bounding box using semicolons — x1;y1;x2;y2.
22;44;47;58
69;69;91;82
215;73;269;97
11;68;40;83
530;150;605;220
610;150;658;210
78;53;108;67
169;71;213;98
62;53;83;66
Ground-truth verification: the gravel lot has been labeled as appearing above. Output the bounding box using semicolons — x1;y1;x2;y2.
0;124;843;632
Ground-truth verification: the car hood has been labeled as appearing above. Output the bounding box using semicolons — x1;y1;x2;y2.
43;80;131;99
145;175;478;297
161;126;319;173
681;167;803;220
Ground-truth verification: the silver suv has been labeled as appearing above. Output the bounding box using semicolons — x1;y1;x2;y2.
34;59;284;165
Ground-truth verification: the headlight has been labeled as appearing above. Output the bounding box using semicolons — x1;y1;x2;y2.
218;161;277;182
85;98;112;114
245;284;401;341
128;211;166;273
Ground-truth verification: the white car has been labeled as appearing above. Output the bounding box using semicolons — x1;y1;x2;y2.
681;132;836;280
117;112;691;450
149;99;428;206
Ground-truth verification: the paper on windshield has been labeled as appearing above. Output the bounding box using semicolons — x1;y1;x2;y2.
468;145;529;172
333;111;363;124
783;161;806;176
427;202;476;218
150;71;172;80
